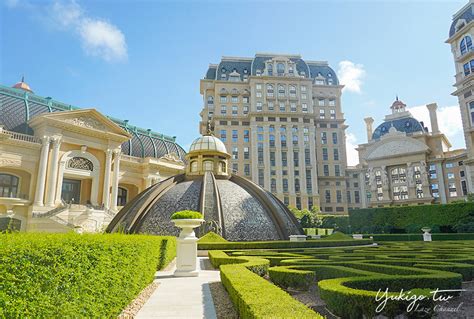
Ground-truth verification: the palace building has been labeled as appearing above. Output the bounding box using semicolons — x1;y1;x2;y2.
346;98;468;209
199;53;349;213
0;80;186;232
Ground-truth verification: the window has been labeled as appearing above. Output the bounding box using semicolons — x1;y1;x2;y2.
267;64;273;76
243;105;249;114
323;165;329;176
295;179;300;192
462;180;468;196
243;130;249;142
290;102;296;112
117;187;128;206
448;172;455;179
470;101;474;125
354;191;360;203
289;85;296;97
220;130;227;142
284;196;289;206
270;151;276;166
244;164;250;176
301;93;307;100
301;86;306;92
305;149;311;165
231;96;238;103
221;105;227;114
281;134;287;147
293;151;299;167
207;96;214;105
231;130;238;142
256;102;263;112
325;190;331;203
258;169;264;187
256;83;262;90
329;99;335;106
232;147;238;160
460;35;473;55
232;163;238;173
220;96;227;103
232;105;238;115
278;85;285;97
321;132;327;144
332;132;338;144
461;170;465;177
244;147;249;159
282;151;288;167
330;109;336;119
336;190;342;203
243;96;249;103
279;102;286;112
449;182;457;197
319;109;325;119
318;99;325;106
258;143;264;164
446;162;454;168
267;84;274;97
292;134;298;145
322;148;328;160
268;102;274;111
283;179;288;192
306;170;312;192
258;134;263;141
335;165;340;177
269;178;276;193
308;197;313;209
302;103;308;113
277;63;285;75
269;134;275;147
347;191;352;203
0;174;19;198
333;148;339;161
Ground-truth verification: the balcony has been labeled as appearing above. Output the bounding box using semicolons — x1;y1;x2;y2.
455;47;474;63
0;127;40;144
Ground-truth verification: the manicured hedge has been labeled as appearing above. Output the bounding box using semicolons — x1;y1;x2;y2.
349;202;474;233
209;251;323;318
0;233;176;318
362;233;474;241
198;238;372;250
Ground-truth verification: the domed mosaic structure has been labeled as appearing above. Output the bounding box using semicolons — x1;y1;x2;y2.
107;132;304;241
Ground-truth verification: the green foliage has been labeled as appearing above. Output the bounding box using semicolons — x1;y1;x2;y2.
198;231;227;243
223;241;474;318
364;233;474;241
319;215;350;233
0;233;176;318
209;251;323;318
198;238;371;250
288;207;321;228
349;202;474;233
322;231;352;240
170;210;203;220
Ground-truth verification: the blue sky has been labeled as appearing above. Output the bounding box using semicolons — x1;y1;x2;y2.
0;0;466;165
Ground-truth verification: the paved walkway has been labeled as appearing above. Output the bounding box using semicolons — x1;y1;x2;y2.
136;257;220;319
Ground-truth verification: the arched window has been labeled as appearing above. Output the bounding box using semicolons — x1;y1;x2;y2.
191;161;198;172
289;85;297;97
267;63;273;75
117;187;128;206
278;85;285;97
266;84;274;97
203;160;214;171
67;157;93;171
461;35;472;55
0;174;19;198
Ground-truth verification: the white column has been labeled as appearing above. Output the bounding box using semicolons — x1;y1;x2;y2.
34;136;51;206
102;149;113;209
110;149;121;211
46;136;61;207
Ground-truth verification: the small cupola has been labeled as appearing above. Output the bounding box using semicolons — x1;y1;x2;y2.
12;76;33;93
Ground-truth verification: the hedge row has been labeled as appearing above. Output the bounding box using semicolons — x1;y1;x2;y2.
209;251;323;318
362;233;474;241
0;233;176;318
198;238;372;250
227;241;474;318
349;202;474;233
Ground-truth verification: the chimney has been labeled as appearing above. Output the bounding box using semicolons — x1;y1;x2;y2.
364;117;374;142
426;103;440;133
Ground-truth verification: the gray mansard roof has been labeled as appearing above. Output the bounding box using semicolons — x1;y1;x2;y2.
449;4;474;38
0;84;186;160
205;54;339;85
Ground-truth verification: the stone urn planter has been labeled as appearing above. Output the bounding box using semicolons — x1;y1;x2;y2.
421;227;432;242
172;217;204;277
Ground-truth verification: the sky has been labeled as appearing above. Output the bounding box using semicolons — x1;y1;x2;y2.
0;0;467;166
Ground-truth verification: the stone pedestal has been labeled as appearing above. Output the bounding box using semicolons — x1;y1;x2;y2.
289;235;307;242
172;219;204;277
422;227;432;242
352;234;363;239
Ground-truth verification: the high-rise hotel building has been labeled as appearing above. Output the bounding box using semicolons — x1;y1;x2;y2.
199;53;348;213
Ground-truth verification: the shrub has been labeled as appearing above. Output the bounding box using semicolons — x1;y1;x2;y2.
170;210;203;220
198;238;372;250
322;231;352;240
210;251;323;318
198;231;227;243
0;233;176;318
349;203;474;233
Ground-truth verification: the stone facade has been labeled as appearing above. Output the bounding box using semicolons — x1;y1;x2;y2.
199;53;348;214
346;99;469;210
0;82;185;232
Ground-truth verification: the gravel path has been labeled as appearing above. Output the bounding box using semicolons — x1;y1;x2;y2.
209;282;239;319
118;282;160;318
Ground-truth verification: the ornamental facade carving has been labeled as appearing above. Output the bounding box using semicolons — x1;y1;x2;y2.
64;116;107;131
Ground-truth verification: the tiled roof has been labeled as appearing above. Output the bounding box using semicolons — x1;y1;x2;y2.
0;85;186;160
449;5;474;38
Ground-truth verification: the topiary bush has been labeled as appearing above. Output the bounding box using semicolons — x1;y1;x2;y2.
0;233;176;318
198;231;227;243
170;210;203;220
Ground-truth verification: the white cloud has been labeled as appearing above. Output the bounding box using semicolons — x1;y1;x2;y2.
337;60;366;93
345;132;359;166
407;104;463;144
50;0;127;62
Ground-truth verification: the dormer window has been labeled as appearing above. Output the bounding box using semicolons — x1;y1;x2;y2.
277;63;285;75
256;69;262;76
243;68;248;74
461;35;472;55
267;64;273;76
288;66;294;74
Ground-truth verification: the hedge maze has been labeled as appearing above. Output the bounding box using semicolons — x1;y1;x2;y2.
210;241;474;318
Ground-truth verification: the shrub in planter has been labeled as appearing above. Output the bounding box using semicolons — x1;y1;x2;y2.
170;210;203;220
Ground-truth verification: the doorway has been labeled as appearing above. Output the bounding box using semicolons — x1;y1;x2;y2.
61;178;81;204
